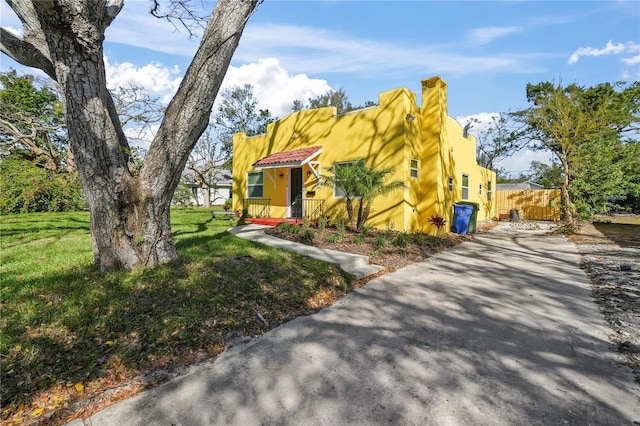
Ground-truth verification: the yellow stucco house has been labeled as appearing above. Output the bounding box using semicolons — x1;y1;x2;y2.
232;76;496;233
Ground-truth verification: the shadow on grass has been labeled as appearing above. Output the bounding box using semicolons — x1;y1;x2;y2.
592;222;640;248
1;229;353;421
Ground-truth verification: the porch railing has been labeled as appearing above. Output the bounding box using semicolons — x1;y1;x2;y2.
243;198;271;218
303;199;325;221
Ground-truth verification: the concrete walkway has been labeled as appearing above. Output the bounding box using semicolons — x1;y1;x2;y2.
228;224;384;279
71;225;640;425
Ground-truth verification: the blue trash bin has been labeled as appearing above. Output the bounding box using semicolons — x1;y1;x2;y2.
453;204;474;234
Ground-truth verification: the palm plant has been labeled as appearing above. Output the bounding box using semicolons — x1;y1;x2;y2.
320;160;406;231
356;165;407;231
320;161;364;231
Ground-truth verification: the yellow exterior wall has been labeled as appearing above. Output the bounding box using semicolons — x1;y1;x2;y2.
232;76;496;234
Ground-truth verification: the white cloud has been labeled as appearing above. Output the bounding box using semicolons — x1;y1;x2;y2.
104;55;332;118
3;26;22;37
106;57;333;148
467;26;521;45
104;57;183;104
622;55;640;66
219;58;332;118
568;40;635;64
125;125;158;151
456;112;501;133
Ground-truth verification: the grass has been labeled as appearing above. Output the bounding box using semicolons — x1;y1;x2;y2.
0;208;354;424
593;213;640;225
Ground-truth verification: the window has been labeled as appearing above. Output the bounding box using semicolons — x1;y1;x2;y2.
479;183;483;195
247;171;263;198
448;176;453;192
410;158;418;179
462;174;469;200
333;160;363;198
487;180;492;201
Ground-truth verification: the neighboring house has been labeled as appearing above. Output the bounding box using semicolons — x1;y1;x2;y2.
183;168;232;206
496;181;545;191
232;76;496;233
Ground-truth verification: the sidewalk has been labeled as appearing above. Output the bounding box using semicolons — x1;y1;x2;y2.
70;225;640;425
228;224;384;279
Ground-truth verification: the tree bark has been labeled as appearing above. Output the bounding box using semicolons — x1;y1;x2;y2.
202;185;211;208
560;155;573;224
2;0;259;271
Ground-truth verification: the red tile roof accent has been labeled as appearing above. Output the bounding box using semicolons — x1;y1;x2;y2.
253;146;322;167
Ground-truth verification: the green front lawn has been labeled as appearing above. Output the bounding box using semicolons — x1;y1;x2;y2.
1;208;353;423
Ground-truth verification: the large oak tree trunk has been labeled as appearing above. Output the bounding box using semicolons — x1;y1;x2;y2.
560;154;573;224
2;0;259;270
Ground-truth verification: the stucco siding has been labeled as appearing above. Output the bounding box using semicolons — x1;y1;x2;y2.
232;76;496;233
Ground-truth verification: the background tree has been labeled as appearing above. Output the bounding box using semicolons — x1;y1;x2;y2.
0;70;69;172
110;84;164;160
466;114;526;173
527;160;563;189
615;140;640;213
183;84;272;207
511;80;639;223
184;127;227;208
293;88;376;115
1;0;261;271
213;83;275;161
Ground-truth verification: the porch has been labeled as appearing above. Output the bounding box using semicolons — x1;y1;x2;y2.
242;198;326;226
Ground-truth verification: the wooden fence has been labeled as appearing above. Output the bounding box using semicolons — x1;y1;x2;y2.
495;189;561;221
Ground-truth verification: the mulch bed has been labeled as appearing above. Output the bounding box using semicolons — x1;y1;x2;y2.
265;220;500;273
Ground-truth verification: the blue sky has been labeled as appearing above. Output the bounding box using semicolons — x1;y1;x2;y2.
2;0;639;174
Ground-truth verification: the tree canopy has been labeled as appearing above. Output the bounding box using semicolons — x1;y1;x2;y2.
0;70;69;172
511;80;640;221
293;87;376;115
213;84;275;160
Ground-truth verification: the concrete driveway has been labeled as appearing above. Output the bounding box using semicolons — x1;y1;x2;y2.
73;226;640;425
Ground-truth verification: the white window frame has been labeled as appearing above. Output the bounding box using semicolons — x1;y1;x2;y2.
410;158;418;179
479;183;483;195
462;174;469;200
247;171;264;198
448;176;453;192
487;180;493;201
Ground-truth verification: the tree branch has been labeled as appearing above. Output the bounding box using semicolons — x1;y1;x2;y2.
0;27;55;79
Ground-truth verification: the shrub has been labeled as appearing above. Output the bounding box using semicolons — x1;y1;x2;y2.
325;233;343;244
373;234;389;249
301;229;315;244
394;231;409;247
317;215;329;232
427;215;447;231
0;159;85;214
278;222;301;234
